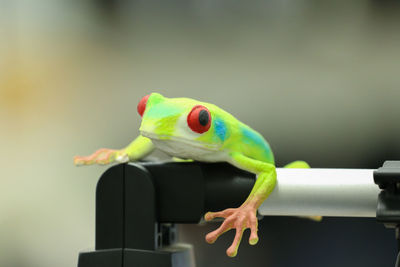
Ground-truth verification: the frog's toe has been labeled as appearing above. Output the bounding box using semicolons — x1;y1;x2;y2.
205;217;233;244
226;228;244;257
205;208;235;221
73;156;86;166
248;214;259;245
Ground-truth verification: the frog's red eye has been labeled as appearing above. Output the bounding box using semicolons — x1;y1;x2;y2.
137;94;150;117
187;105;211;133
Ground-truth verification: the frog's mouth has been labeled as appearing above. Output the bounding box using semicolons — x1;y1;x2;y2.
140;130;220;151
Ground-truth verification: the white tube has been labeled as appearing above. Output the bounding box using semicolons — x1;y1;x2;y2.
258;168;380;217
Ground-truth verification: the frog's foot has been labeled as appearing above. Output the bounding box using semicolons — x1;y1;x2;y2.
205;205;259;257
74;148;129;166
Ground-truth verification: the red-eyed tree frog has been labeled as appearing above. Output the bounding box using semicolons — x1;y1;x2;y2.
74;93;312;257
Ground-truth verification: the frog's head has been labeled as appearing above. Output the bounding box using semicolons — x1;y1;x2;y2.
137;93;228;150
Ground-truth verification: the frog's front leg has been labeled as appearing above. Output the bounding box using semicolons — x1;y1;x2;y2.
205;152;276;257
74;135;154;166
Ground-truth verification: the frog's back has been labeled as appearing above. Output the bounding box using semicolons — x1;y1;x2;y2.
235;123;275;164
181;99;274;164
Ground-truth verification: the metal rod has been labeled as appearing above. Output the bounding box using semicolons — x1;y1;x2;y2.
258;168;380;217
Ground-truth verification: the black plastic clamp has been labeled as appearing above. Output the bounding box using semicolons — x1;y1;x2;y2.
374;161;400;267
77;161;255;267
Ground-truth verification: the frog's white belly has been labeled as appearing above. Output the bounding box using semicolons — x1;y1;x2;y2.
150;138;228;162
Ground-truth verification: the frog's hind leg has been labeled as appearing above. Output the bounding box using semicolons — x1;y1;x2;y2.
284;160;322;222
283;160;310;168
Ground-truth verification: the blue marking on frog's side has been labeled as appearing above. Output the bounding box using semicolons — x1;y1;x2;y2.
214;118;227;141
241;126;274;163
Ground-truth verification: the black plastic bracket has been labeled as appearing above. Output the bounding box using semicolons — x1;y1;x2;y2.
77;161;255;267
374;161;400;267
374;161;400;229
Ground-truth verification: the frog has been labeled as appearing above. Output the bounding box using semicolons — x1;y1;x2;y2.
74;92;311;257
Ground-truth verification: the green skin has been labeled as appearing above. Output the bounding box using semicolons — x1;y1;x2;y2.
74;93;310;257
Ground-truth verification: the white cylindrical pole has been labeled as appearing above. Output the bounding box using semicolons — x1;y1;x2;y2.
258;168;380;217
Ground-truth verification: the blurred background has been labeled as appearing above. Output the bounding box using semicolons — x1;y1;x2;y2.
1;0;400;266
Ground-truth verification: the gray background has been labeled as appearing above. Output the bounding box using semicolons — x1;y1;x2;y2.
1;0;400;266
